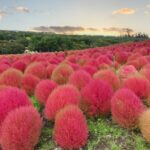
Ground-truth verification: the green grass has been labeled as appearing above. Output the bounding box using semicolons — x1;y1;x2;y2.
30;97;150;150
30;96;41;111
35;117;150;150
84;117;150;150
36;122;55;150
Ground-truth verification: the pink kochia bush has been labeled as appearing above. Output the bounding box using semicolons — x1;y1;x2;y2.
0;87;31;133
0;68;23;88
93;69;120;91
0;64;10;74
117;65;138;81
46;64;56;78
122;75;150;99
111;88;146;128
1;106;42;150
51;63;74;84
81;79;113;116
12;60;27;72
35;80;58;105
140;67;150;82
81;65;97;76
54;105;88;149
69;70;92;91
0;85;10;92
45;84;81;120
25;62;47;79
21;74;40;96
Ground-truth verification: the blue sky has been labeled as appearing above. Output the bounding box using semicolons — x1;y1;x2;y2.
0;0;150;35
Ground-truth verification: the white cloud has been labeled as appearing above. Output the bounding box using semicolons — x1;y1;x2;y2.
144;11;150;16
15;6;30;13
147;4;150;8
0;10;7;20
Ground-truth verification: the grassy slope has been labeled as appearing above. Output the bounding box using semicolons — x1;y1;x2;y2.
31;97;150;150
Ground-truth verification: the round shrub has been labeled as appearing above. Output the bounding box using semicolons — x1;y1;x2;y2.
68;70;92;91
122;75;150;99
0;68;23;88
81;79;113;116
0;64;10;74
139;109;150;143
21;74;40;96
0;87;31;134
12;60;27;72
96;55;112;67
140;67;150;82
136;56;149;69
117;65;138;81
0;85;10;92
81;65;97;76
35;80;58;105
115;51;128;64
54;105;88;149
25;62;47;79
111;88;146;128
0;58;11;65
1;106;42;150
45;84;81;120
46;64;56;78
51;63;74;84
93;69;120;91
69;62;80;71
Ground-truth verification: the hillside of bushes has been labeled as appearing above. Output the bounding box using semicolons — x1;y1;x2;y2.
0;40;150;149
0;30;149;54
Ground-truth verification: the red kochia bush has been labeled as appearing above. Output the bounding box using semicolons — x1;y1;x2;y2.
115;51;128;64
0;68;23;88
81;65;97;76
68;70;92;91
45;84;81;120
0;85;10;92
81;79;113;116
93;69;120;91
12;60;27;72
35;80;58;105
25;62;47;79
111;88;146;128
54;105;88;149
0;87;31;133
140;67;150;82
21;74;40;96
46;64;56;78
122;75;150;99
117;65;138;81
51;63;74;84
1;106;42;150
0;64;10;74
139;109;150;143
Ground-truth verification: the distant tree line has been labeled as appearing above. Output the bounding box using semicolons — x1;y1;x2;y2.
0;30;149;54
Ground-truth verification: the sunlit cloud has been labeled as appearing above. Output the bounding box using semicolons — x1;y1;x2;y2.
112;8;136;15
15;6;30;13
0;10;7;20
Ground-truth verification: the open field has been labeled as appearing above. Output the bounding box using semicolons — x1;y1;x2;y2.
0;40;150;150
